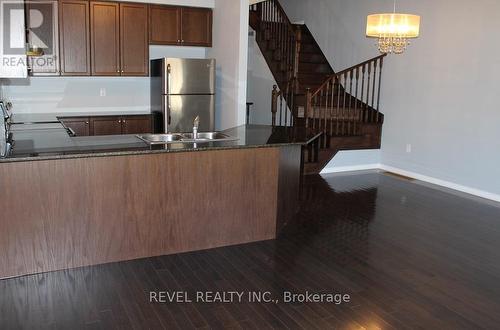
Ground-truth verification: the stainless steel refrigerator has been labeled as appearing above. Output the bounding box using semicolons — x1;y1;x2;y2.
151;58;216;133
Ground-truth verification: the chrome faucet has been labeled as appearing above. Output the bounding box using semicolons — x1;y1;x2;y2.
193;116;200;140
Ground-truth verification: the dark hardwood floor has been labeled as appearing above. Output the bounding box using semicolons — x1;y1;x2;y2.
1;171;500;329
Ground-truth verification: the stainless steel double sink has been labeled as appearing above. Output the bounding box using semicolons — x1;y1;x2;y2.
136;132;238;145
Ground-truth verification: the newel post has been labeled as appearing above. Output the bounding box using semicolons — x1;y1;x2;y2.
305;88;312;129
271;85;278;126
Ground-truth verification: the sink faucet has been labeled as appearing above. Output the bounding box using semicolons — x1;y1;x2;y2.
193;116;200;140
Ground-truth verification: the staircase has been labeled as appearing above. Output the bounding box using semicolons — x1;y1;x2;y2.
249;0;386;174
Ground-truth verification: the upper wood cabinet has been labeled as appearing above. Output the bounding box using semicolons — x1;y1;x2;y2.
59;0;91;75
90;1;148;76
149;5;181;45
90;1;120;76
149;6;212;47
181;7;212;47
29;1;211;77
120;3;149;76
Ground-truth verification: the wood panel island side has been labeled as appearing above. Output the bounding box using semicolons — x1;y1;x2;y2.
0;145;301;279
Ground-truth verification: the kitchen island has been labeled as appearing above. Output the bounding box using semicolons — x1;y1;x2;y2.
0;117;320;279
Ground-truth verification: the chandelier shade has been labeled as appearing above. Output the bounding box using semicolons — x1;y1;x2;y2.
366;13;420;54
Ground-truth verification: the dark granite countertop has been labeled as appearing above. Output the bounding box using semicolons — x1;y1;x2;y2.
1;120;321;163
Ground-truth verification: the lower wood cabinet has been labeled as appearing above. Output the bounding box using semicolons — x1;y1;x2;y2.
122;116;152;134
91;116;123;135
60;115;152;136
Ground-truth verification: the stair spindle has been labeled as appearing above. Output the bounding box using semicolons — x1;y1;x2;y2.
341;73;347;135
335;77;341;135
371;59;377;122
376;57;384;123
329;78;334;137
348;70;354;135
280;94;284;126
305;88;312;129
273;2;277;51
323;81;329;146
354;67;360;132
366;61;372;123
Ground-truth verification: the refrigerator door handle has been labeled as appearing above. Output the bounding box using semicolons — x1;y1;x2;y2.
166;64;172;126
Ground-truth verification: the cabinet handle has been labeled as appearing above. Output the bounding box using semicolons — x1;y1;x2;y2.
85;121;89;125
118;120;121;123
181;40;184;43
177;39;180;43
121;70;124;73
122;120;126;124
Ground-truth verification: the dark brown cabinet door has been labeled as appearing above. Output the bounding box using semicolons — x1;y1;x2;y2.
90;116;123;135
122;115;152;134
90;1;120;75
149;5;181;45
120;3;148;76
181;7;212;47
60;117;90;136
59;0;90;75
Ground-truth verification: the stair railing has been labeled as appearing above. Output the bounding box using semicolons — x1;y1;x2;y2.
255;0;301;94
305;54;387;138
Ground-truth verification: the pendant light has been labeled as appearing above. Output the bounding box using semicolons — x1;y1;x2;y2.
366;0;420;54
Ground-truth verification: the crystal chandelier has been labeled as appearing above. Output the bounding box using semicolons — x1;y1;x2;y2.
366;2;420;54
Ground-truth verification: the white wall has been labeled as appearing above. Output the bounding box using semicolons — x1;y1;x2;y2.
246;29;275;125
280;0;500;197
2;46;207;114
208;0;249;130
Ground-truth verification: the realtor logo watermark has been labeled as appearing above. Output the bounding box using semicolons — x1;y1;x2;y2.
1;0;58;70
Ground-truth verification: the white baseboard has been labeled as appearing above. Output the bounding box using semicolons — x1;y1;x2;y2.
379;165;500;203
320;163;500;203
320;163;381;174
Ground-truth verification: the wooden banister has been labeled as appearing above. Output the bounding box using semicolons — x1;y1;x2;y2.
311;54;387;99
334;54;387;78
305;54;387;140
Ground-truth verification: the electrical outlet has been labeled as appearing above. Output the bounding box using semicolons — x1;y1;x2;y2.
99;88;106;97
406;143;412;153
